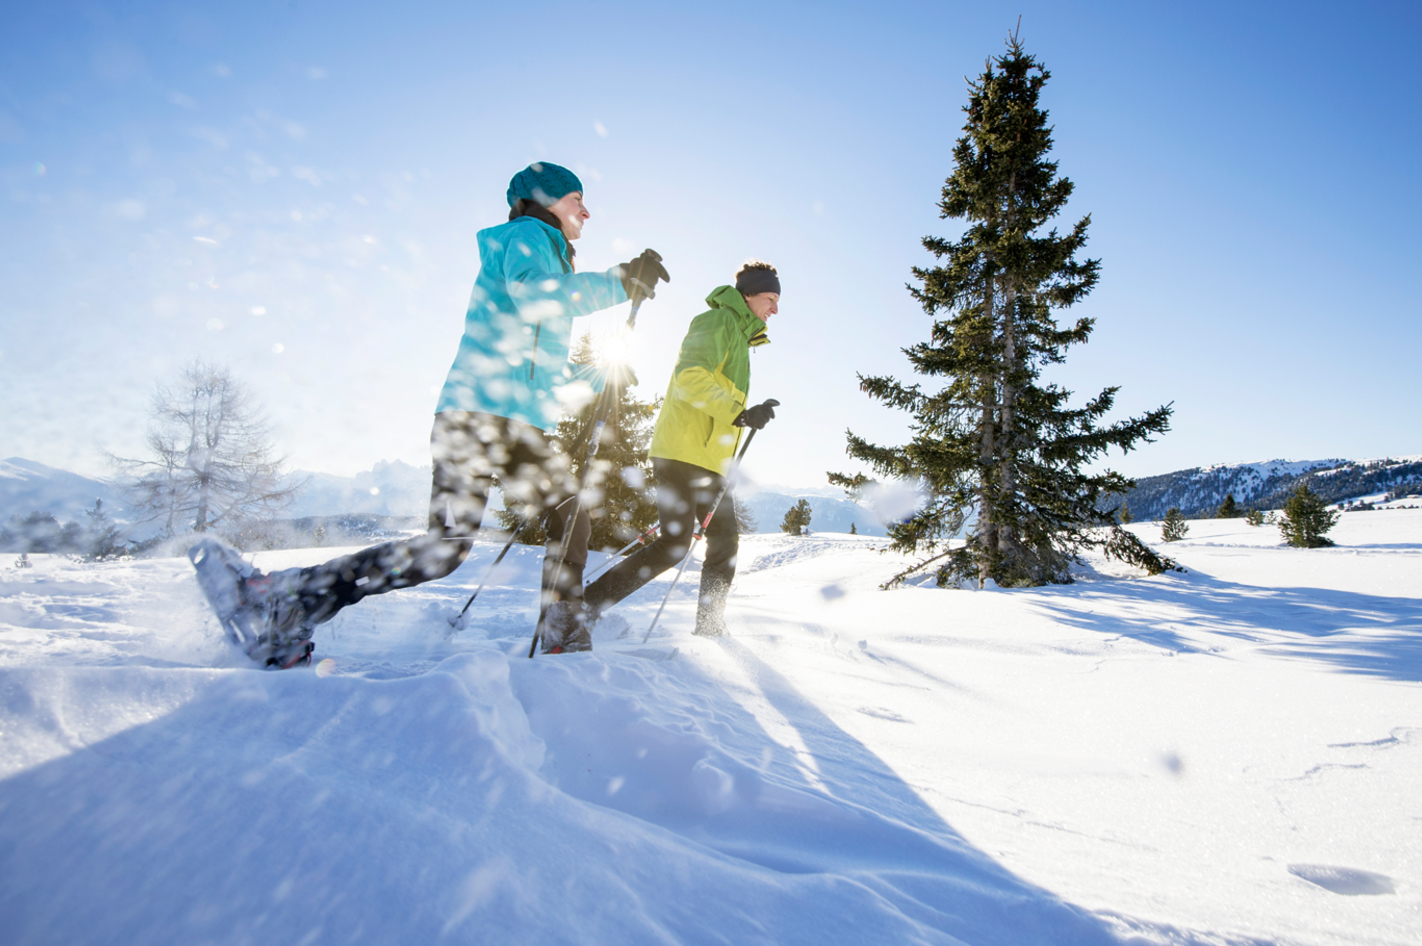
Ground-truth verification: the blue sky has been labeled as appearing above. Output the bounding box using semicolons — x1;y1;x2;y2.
2;0;1419;490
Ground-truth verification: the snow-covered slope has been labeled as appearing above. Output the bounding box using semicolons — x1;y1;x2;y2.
0;457;124;523
2;515;1420;944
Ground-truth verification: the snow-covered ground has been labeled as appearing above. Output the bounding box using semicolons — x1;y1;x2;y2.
2;511;1419;945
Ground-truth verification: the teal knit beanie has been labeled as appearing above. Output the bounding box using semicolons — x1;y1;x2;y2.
506;162;583;208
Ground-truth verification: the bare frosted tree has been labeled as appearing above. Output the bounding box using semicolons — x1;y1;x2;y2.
734;498;758;535
110;362;304;539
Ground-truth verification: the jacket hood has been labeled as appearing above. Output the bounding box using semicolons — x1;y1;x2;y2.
477;216;571;269
706;284;770;345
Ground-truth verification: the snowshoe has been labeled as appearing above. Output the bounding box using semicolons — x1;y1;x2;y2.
188;538;316;670
252;635;315;670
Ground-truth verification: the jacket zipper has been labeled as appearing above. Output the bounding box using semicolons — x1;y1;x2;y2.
529;321;542;381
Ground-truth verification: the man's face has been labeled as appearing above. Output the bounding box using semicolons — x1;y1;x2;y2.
546;191;589;240
745;292;778;323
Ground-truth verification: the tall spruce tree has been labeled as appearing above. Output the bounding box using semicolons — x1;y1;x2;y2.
495;333;658;551
831;33;1175;588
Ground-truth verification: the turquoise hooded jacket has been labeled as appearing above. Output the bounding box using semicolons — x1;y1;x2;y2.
436;215;627;429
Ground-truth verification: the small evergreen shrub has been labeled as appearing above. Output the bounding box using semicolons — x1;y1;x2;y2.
1279;482;1339;548
780;500;812;536
1161;507;1189;542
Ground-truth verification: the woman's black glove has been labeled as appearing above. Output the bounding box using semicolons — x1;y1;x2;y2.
618;249;670;302
733;399;780;430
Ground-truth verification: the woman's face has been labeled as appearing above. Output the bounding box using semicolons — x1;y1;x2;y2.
546;191;590;240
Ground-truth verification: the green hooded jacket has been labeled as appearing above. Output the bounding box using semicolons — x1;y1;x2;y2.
649;285;770;475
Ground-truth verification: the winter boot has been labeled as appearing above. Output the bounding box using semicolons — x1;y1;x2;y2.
693;572;731;637
539;599;593;654
240;568;318;669
188;538;316;670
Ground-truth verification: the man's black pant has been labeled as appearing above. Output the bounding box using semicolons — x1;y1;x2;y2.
584;457;738;634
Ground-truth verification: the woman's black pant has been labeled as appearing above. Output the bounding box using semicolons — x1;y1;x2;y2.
295;411;590;625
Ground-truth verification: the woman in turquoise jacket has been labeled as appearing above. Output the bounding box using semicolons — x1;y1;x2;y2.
208;162;667;665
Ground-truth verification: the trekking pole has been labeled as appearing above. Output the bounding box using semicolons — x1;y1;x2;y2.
527;370;619;657
446;518;527;631
528;293;648;658
641;428;759;644
582;523;660;585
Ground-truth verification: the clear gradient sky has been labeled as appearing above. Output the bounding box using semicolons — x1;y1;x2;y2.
3;1;1419;489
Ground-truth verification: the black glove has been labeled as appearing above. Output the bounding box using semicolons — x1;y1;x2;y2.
618;249;670;302
733;399;779;430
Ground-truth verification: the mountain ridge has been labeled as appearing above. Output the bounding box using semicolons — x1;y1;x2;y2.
1114;455;1422;520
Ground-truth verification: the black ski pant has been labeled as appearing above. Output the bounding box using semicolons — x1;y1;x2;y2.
583;457;737;630
296;411;589;625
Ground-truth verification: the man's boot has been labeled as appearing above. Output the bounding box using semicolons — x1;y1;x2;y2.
694;571;731;637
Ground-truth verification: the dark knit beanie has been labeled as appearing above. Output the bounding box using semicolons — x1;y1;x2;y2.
735;267;781;297
506;162;584;208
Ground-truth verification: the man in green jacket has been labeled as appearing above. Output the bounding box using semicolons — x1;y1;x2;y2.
583;262;781;636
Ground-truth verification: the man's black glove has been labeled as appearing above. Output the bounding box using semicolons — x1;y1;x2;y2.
618;249;670;302
732;399;780;430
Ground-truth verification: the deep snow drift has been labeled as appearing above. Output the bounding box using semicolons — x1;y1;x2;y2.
1;510;1419;945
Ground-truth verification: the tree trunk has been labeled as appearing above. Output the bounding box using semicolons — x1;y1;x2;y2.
976;274;997;588
998;277;1017;572
996;170;1020;579
194;470;210;533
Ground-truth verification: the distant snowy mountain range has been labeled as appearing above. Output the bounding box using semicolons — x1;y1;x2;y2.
0;458;125;523
1114;455;1422;520
285;460;432;519
736;486;885;536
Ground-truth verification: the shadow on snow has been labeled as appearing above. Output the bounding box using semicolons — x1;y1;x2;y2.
1030;568;1422;683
